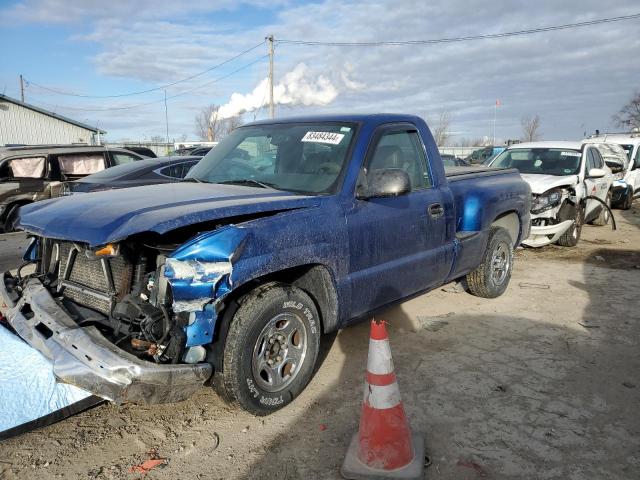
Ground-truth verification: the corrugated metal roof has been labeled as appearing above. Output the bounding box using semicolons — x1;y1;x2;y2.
0;94;106;134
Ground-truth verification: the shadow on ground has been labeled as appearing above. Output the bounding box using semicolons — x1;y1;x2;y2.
241;255;640;479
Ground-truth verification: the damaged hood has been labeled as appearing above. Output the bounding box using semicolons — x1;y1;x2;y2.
519;173;579;195
18;183;319;246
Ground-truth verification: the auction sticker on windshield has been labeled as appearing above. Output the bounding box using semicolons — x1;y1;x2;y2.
301;131;345;145
561;151;581;156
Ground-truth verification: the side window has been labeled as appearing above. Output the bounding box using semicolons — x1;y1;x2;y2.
57;153;106;176
367;130;431;190
634;148;640;170
179;161;198;178
5;157;46;178
586;149;597;171
159;162;198;179
158;165;174;177
592;149;604;168
112;152;140;166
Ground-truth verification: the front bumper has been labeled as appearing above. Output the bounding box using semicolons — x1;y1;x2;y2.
0;273;212;404
522;220;573;248
611;182;631;206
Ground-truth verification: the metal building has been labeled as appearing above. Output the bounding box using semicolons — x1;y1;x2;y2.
0;94;106;146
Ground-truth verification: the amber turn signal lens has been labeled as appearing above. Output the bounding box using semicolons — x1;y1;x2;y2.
94;244;116;256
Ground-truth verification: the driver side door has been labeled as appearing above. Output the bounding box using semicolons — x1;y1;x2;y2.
345;124;453;318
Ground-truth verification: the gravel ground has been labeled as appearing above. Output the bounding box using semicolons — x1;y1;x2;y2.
0;206;639;479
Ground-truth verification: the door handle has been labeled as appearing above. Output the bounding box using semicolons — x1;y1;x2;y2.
428;203;444;219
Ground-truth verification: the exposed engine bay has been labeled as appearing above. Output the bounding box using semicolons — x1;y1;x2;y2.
21;234;220;367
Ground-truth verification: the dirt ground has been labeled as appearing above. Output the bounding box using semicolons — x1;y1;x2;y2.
1;206;639;480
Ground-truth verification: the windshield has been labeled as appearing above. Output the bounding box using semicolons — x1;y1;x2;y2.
490;148;582;175
186;122;357;194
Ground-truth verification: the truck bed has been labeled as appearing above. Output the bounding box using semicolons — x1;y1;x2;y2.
445;166;519;180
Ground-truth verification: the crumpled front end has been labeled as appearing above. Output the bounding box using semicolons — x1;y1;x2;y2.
0;225;247;404
522;188;575;248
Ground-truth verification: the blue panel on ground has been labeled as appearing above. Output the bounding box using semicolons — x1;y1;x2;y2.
0;325;100;438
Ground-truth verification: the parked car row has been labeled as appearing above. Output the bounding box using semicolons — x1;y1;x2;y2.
0;144;146;231
487;132;639;248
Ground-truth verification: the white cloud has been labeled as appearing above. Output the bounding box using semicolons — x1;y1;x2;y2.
7;0;640;141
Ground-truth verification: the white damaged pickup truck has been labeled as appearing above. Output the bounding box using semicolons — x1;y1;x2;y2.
489;141;613;247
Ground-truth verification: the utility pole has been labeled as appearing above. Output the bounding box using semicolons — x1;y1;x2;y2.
267;35;274;119
164;90;170;151
19;75;25;102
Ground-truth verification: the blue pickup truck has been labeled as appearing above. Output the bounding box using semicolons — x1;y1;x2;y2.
1;114;530;414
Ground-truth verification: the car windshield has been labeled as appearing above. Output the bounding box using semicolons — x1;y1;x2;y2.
185;122;356;194
491;148;582;175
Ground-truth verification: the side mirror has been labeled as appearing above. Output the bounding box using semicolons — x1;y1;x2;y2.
358;168;411;199
587;168;606;179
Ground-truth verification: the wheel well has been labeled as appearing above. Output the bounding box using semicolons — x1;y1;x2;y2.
224;264;338;335
491;211;520;245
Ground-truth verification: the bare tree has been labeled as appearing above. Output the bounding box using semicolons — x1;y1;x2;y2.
431;111;451;147
613;91;640;130
195;104;219;141
195;105;243;141
149;135;165;143
521;115;541;142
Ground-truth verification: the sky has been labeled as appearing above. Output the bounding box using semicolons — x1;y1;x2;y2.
0;0;638;144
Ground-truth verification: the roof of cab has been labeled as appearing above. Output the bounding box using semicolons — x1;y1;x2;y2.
243;113;424;127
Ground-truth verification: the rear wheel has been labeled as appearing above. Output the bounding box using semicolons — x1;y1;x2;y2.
466;227;514;299
556;202;583;247
592;190;612;226
219;282;321;415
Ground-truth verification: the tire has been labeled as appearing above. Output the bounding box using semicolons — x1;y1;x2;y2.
556;202;583;247
219;282;321;415
592;190;612;226
621;189;633;210
2;204;20;233
466;227;514;299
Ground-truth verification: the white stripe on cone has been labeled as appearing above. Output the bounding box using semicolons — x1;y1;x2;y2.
364;382;402;410
367;338;394;375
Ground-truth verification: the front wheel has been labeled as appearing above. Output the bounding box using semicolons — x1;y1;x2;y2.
219;282;321;415
556;202;583;247
466;227;514;298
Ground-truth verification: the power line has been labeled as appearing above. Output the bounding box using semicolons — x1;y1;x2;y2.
31;55;269;113
278;13;640;46
25;41;265;98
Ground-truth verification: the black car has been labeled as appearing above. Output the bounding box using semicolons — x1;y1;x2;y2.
122;145;157;158
441;154;469;167
62;156;200;195
0;145;144;231
190;146;213;156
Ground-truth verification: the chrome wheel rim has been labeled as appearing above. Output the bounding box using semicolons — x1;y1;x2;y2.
251;312;308;392
491;242;510;286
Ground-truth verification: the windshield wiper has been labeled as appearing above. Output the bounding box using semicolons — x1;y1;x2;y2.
217;179;278;189
181;177;204;183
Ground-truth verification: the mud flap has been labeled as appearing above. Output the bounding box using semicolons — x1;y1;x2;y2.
0;324;103;440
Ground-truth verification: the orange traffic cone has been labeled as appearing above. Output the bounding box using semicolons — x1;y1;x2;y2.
341;319;425;479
